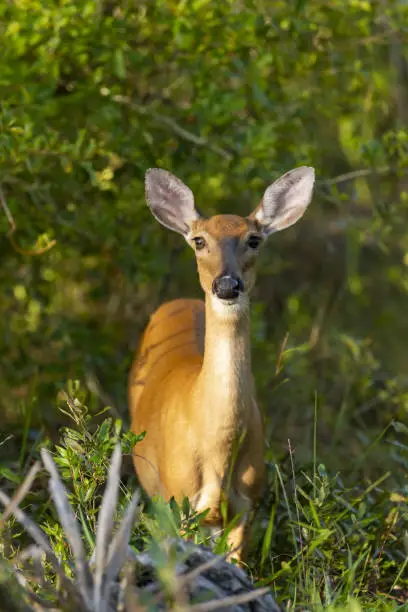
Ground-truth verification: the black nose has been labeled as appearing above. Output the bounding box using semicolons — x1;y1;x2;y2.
212;275;244;300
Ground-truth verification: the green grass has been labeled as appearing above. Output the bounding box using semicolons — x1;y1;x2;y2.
1;380;408;611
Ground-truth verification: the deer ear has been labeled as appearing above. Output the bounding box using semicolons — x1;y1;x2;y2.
145;169;200;236
250;167;315;236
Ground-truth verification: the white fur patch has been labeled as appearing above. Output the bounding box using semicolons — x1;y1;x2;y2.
210;294;249;320
192;483;220;513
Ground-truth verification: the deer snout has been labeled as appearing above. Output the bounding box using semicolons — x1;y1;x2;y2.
212;275;244;300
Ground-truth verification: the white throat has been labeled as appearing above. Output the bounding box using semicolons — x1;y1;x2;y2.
209;294;249;321
197;294;252;418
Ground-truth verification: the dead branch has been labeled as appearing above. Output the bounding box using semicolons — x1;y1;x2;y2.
0;186;57;256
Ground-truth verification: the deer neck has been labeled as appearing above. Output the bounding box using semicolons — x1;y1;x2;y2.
196;295;252;424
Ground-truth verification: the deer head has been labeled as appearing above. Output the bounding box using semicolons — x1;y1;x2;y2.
145;167;315;316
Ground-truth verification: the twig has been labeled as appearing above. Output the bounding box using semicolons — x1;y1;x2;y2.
1;461;42;523
11;565;57;609
187;586;271;611
0;490;84;606
0;186;56;256
0;434;13;448
103;492;140;603
318;166;392;187
40;449;93;610
179;553;226;587
275;332;289;375
93;444;121;612
85;369;121;420
0;574;35;612
113;95;233;161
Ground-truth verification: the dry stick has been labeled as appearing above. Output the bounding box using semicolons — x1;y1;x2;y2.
14;545;45;585
275;332;289;376
0;566;45;612
145;542;242;609
11;566;57;610
103;492;140;600
93;444;125;612
0;434;13;448
0;489;53;556
0;185;56;256
1;461;42;523
178;553;227;588
187;586;272;612
317;166;393;187
0;491;83;607
40;449;93;611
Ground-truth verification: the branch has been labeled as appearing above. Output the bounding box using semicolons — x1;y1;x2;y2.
0;186;57;256
1;461;42;523
318;166;392;187
112;94;233;161
188;587;272;612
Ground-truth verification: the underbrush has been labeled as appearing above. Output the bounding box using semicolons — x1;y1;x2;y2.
1;381;408;611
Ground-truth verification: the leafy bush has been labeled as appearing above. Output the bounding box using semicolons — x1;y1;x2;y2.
1;389;408;609
2;0;408;608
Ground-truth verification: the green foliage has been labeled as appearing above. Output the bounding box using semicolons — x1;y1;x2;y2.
256;460;408;607
2;0;408;608
2;0;408;435
1;389;408;608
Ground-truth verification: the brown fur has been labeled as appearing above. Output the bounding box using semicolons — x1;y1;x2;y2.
129;165;315;562
129;217;265;562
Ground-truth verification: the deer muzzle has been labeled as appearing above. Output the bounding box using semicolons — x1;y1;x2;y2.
212;275;244;300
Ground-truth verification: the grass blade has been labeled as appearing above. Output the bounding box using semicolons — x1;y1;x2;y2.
40;448;92;610
102;491;140;605
93;443;122;612
0;490;82;605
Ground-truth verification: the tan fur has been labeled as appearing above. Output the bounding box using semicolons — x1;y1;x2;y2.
130;165;314;561
129;216;265;562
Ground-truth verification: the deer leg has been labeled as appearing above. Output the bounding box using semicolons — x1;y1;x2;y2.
225;515;248;564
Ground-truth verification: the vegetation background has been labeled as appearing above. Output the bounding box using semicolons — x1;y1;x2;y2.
1;0;408;609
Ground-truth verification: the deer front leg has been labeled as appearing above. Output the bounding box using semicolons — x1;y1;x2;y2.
224;488;252;565
225;516;248;564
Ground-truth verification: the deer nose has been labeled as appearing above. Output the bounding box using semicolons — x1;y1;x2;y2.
212;275;244;300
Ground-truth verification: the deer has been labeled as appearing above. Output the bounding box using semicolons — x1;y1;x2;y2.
129;166;315;563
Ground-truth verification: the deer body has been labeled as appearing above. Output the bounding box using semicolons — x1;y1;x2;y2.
129;167;315;561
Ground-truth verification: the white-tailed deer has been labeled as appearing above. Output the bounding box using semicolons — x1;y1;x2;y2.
129;166;315;562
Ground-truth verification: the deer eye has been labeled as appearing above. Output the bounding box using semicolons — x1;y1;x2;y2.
192;236;206;250
247;235;262;250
